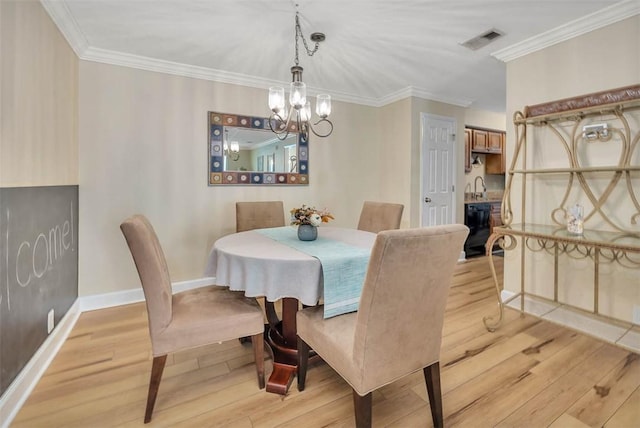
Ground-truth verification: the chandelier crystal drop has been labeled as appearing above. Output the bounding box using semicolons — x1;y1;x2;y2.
268;8;333;141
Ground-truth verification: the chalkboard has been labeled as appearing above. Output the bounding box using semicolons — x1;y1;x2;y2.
0;185;78;396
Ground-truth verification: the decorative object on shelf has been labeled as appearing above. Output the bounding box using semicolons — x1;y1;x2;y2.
290;204;334;241
268;6;333;141
566;204;584;235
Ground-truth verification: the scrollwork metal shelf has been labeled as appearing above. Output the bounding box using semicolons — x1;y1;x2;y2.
484;85;640;332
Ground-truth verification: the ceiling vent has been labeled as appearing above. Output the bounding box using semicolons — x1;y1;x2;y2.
460;28;505;51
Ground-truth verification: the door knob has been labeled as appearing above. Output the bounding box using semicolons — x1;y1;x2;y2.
424;197;432;203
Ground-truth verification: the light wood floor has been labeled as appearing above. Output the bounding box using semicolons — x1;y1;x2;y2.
12;257;640;427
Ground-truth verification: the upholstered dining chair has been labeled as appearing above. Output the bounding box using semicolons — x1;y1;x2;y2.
235;201;286;326
296;225;469;428
356;201;404;233
236;201;286;233
120;215;265;423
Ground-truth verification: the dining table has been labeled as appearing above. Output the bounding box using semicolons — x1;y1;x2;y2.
204;225;376;394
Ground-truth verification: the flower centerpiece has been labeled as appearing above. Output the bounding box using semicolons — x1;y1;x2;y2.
290;204;334;241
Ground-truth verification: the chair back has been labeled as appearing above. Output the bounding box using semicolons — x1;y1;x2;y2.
353;225;468;392
120;215;173;340
236;201;285;232
357;201;404;233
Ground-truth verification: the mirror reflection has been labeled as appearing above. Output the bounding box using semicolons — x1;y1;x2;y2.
223;127;298;173
208;111;309;186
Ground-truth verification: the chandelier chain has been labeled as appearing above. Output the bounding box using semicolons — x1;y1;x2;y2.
294;12;320;66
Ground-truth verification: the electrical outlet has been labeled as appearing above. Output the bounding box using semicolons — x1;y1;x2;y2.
633;305;640;325
47;309;55;333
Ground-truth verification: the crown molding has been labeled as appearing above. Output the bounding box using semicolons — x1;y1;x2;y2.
80;46;383;107
40;0;474;109
492;0;640;62
378;87;473;108
40;0;88;56
82;47;281;88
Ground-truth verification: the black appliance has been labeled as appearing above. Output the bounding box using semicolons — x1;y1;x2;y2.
464;202;491;257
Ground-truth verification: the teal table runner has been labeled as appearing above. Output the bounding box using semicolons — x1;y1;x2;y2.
257;227;371;318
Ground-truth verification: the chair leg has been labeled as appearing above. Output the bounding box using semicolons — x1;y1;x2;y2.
144;354;167;423
352;390;372;428
424;361;443;428
251;332;265;389
297;337;310;391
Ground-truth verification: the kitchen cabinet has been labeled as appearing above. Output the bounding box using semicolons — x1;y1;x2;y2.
471;129;488;152
485;134;505;174
464;129;472;173
489;202;502;235
487;131;502;153
468;126;505;154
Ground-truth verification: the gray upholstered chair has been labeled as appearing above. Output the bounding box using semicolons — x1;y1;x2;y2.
120;215;265;423
357;201;404;233
236;201;286;233
296;225;469;428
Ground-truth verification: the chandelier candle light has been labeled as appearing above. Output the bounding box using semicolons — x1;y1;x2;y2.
223;128;240;161
268;7;333;141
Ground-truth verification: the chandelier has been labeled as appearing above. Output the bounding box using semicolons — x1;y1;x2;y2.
268;8;333;141
224;128;240;161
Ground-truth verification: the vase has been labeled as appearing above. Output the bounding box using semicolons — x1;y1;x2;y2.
297;224;318;241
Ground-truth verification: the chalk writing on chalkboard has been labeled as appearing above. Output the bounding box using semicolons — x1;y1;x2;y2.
0;185;78;396
4;201;74;310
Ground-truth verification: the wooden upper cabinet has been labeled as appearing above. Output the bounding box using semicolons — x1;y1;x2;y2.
469;127;504;154
464;129;472;173
467;126;506;173
485;133;506;174
487;131;502;153
471;129;488;152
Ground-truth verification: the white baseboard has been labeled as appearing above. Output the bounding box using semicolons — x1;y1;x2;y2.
501;289;516;301
0;299;81;428
0;276;214;427
80;276;216;311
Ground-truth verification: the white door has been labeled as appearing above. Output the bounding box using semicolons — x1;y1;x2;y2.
421;113;456;227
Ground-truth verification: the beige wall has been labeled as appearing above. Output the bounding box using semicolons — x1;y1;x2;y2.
378;99;412;227
78;59;488;295
504;15;640;322
0;0;78;186
78;61;390;296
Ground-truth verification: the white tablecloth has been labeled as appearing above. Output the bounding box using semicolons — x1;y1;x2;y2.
204;226;376;306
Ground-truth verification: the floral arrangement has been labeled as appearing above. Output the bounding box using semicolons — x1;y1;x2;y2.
290;204;334;227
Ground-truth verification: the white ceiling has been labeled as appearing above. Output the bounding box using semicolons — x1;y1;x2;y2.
43;0;638;112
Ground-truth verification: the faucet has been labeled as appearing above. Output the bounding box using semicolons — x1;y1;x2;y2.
474;176;487;199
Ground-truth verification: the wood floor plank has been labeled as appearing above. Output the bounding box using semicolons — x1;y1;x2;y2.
548;413;592;428
603;386;640;427
496;344;631;427
11;256;640;428
566;352;640;427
